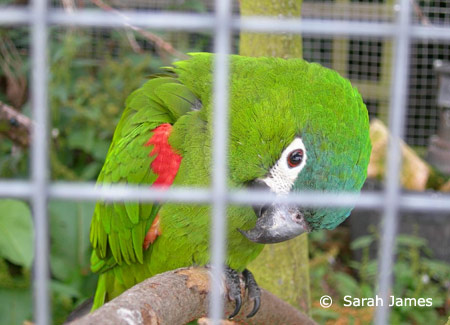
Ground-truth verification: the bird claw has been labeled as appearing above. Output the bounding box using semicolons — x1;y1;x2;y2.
224;266;242;319
246;296;260;318
243;269;261;318
228;294;242;319
224;267;261;319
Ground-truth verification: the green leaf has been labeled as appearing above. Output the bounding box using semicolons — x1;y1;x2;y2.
91;140;110;161
350;235;373;250
81;162;102;180
360;283;374;298
51;280;82;298
0;200;34;267
422;259;450;279
365;260;378;279
332;272;359;297
396;234;427;248
67;128;95;153
49;201;95;281
0;287;32;325
311;308;339;320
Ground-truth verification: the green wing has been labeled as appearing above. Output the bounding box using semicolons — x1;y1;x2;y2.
90;75;198;274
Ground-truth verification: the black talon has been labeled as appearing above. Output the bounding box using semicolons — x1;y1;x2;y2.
243;269;261;318
225;266;243;319
228;294;242;319
247;296;260;318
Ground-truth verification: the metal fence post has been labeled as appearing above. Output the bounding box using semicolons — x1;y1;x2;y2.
209;0;232;322
30;0;50;324
375;1;412;323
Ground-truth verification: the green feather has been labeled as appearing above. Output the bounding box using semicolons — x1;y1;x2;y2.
92;274;106;310
156;83;199;119
131;222;145;264
108;231;122;265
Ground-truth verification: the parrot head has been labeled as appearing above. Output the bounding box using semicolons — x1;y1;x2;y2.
174;54;371;244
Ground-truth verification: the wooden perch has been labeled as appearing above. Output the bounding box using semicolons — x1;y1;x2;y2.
0;100;32;147
68;267;316;325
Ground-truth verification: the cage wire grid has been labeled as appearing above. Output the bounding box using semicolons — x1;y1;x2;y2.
1;0;450;324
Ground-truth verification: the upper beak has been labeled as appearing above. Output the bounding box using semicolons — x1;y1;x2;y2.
239;180;310;244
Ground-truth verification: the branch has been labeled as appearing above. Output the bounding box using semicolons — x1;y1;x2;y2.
89;0;189;60
0;36;28;108
410;0;431;26
68;267;316;325
0;100;32;147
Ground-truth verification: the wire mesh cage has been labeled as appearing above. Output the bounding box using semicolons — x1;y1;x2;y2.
0;0;450;324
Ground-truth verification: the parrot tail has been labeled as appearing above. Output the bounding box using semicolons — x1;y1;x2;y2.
91;273;107;311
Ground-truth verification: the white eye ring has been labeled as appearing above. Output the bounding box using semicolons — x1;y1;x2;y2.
260;137;307;195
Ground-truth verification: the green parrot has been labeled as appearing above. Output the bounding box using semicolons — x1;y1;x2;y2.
89;53;371;318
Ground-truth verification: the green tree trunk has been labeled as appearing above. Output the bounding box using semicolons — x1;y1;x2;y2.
239;0;303;59
239;0;311;315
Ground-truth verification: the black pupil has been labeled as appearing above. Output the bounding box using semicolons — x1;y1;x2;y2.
288;149;303;167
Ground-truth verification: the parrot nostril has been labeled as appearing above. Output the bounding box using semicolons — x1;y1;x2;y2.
293;212;304;223
260;205;269;217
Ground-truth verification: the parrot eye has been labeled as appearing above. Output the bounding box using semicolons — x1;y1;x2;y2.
287;149;304;168
258;138;306;194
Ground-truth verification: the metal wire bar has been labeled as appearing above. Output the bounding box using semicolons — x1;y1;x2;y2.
51;183;213;203
411;25;450;40
398;194;450;212
49;9;215;30
47;10;396;36
375;0;411;324
0;181;33;198
209;0;232;322
49;12;450;40
235;17;395;37
45;186;450;213
1;8;450;40
1;181;450;212
0;7;31;25
30;0;50;324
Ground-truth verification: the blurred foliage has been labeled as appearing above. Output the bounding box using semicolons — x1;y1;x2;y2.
0;26;211;180
0;27;164;324
1;28;159;323
1;5;450;323
0;199;97;324
49;30;156;181
0;6;210;322
0;200;33;268
309;226;450;324
0;199;33;325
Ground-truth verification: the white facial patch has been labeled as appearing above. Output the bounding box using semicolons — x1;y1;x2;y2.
261;138;307;194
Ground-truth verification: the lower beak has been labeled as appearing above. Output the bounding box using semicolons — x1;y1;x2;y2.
238;204;310;244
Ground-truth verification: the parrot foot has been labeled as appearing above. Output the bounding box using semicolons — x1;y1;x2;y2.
243;269;261;318
224;267;261;319
224;266;242;319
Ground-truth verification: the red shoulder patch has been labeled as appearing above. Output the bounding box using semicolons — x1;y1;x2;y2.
145;123;182;187
143;124;181;249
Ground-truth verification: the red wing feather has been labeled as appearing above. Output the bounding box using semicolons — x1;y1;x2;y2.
143;123;182;248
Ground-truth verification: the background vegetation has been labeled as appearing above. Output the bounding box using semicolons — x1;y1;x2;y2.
0;2;449;324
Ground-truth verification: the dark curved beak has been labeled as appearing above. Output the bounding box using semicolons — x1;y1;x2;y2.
239;180;310;244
